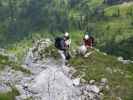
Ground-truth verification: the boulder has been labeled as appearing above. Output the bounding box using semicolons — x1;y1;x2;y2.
117;56;123;61
86;85;100;93
103;52;107;55
73;78;80;86
122;60;130;64
117;56;132;64
80;79;86;84
89;80;95;84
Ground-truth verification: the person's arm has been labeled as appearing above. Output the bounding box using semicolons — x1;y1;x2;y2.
68;39;71;48
65;39;71;48
69;39;71;45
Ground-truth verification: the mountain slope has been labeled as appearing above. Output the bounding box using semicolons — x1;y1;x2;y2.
41;41;133;100
69;49;133;100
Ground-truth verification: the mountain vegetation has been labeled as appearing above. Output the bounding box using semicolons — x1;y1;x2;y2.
0;0;132;59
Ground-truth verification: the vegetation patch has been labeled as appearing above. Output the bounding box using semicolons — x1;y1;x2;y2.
0;86;20;100
0;54;31;74
40;45;61;59
69;50;133;99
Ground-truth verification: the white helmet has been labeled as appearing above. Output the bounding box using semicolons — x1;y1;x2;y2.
84;34;89;40
64;32;69;37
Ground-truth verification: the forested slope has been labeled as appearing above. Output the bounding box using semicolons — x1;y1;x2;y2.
0;0;133;58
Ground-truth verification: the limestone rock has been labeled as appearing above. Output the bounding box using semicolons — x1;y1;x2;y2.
0;83;11;93
117;56;123;61
89;80;95;84
73;78;80;86
87;85;100;93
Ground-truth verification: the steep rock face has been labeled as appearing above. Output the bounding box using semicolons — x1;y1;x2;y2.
21;39;107;100
23;39;81;100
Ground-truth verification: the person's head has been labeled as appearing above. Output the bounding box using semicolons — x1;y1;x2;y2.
84;34;90;40
64;32;69;40
64;32;69;37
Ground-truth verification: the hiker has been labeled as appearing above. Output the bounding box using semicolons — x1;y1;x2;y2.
78;34;94;56
83;34;94;49
55;32;71;66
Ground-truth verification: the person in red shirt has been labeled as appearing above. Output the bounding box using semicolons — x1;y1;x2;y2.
83;34;94;49
78;34;95;56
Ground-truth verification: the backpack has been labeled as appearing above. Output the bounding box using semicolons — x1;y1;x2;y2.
55;37;65;50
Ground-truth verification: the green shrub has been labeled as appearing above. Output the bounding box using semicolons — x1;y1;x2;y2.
0;86;20;100
69;50;133;99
